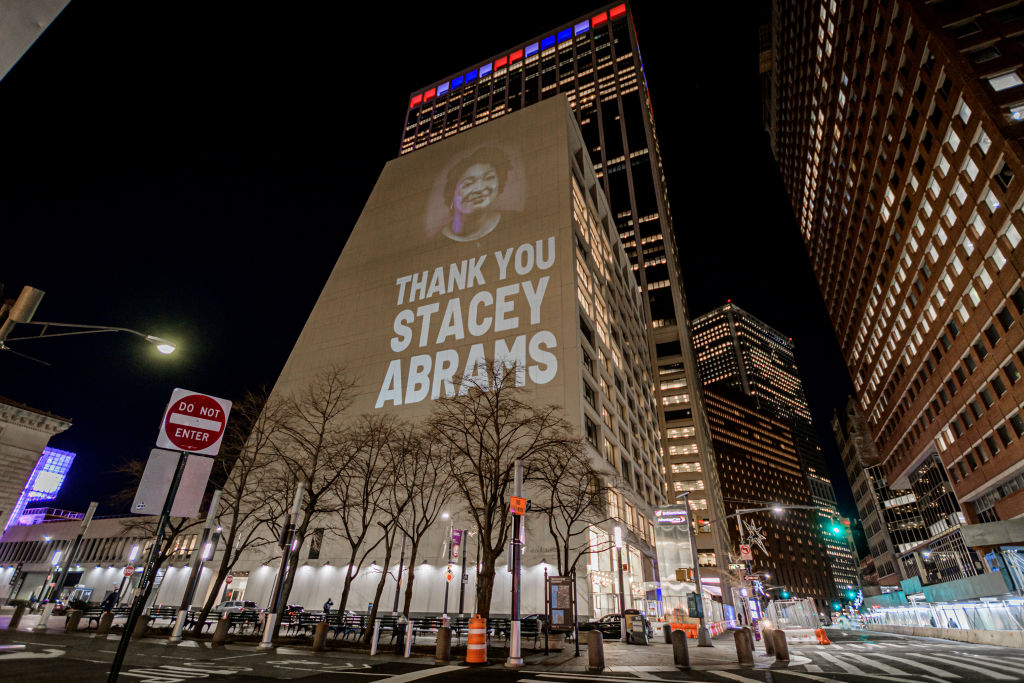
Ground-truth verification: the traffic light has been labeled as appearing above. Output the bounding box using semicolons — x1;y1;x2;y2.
780;589;791;599
846;589;856;600
832;602;842;611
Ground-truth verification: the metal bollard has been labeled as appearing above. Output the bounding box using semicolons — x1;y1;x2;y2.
744;626;754;654
8;604;26;630
370;619;382;656
435;626;451;663
587;631;605;672
773;629;789;662
64;609;83;633
733;628;753;666
312;621;329;653
763;627;775;655
211;616;230;646
663;624;673;644
96;612;114;636
404;622;413;658
671;629;690;669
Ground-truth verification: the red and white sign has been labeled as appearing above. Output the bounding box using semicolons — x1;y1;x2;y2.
444;567;454;583
225;575;233;585
123;566;135;577
739;544;753;561
155;388;232;456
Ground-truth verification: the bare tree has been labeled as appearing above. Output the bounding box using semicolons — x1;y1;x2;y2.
330;414;401;618
427;362;580;618
188;388;280;635
394;427;455;616
265;367;356;636
532;446;617;577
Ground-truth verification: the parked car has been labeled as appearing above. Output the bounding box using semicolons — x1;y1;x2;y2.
578;611;653;641
213;600;259;613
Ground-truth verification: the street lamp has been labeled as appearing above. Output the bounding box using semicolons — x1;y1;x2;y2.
614;525;627;643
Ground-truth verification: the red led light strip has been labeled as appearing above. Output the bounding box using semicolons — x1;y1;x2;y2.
610;4;626;18
592;12;607;26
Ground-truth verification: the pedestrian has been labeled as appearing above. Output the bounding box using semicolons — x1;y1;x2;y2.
323;598;334;614
395;613;408;654
101;590;118;613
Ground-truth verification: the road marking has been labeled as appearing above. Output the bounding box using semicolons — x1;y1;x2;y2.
841;652;906;675
770;672;846;683
911;653;1018;681
536;675;673;683
816;651;866;675
873;653;958;679
805;664;823;673
385;665;463;682
214;652;267;660
0;647;63;661
707;671;765;683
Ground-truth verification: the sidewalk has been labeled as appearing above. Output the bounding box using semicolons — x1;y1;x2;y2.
526;633;747;673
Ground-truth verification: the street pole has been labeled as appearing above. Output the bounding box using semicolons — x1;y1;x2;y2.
615;526;627;642
458;528;468;618
571;566;580;657
108;451;189;682
260;481;305;649
505;457;524;669
392;533;406;616
169;489;221;643
737;508;752;626
35;501;98;631
682;492;712;647
442;519;452;624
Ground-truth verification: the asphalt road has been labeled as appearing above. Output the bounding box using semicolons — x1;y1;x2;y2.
1;627;1021;682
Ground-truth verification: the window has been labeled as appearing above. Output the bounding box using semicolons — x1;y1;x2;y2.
980;386;995;408
308;528;325;560
585;416;599;448
1004;360;1021;385
992;375;1008;397
985;325;1001;347
988;72;1023;92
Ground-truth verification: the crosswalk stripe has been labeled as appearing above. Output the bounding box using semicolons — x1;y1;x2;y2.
873;653;958;679
841;652;906;675
805;664;823;673
777;671;847;683
817;651;867;675
959;654;1024;671
909;653;1018;681
708;671;764;683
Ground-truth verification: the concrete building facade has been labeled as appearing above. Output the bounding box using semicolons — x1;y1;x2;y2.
0;396;71;531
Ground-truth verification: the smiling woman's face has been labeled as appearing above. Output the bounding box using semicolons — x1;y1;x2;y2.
453;163;499;215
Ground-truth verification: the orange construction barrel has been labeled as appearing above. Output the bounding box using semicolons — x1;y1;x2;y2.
466;614;487;665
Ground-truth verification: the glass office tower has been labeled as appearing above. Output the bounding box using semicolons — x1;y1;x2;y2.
400;3;732;575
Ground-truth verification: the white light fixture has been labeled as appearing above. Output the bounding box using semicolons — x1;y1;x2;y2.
202;542;213;560
145;335;176;354
614;526;623;549
128;545;140;562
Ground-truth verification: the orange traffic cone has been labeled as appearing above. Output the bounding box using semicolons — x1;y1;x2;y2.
466;614;487;664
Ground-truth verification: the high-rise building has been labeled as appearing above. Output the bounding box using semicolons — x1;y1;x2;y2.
258;96;665;618
763;0;1024;583
702;387;835;604
834;397;930;590
692;302;856;597
399;1;732;581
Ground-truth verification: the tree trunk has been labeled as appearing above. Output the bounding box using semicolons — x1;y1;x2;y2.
360;540;395;644
190;554;231;637
401;540;420;616
271;543;302;639
475;550;498;618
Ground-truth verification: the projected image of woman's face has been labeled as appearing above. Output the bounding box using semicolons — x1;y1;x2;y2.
452;163;500;217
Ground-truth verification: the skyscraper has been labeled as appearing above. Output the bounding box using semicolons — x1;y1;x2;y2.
692;302;857;598
399;1;732;580
834;397;929;590
764;0;1024;583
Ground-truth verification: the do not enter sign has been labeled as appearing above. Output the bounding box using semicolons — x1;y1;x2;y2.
155;388;232;456
225;575;233;585
123;566;135;577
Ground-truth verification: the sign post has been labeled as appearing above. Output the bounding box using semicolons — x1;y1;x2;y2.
107;389;230;683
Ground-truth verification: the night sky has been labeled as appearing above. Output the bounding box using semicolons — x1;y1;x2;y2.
1;2;858;529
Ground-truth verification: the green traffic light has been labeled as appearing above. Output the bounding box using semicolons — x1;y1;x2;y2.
832;602;841;610
781;590;791;599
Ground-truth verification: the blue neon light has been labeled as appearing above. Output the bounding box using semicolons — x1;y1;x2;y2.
465;69;478;83
437;81;450;95
541;35;556;50
451;75;464;89
574;20;590;35
525;42;539;57
480;63;492;76
557;28;572;43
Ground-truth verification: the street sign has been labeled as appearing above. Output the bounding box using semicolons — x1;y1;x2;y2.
445;566;454;583
131;448;215;517
728;563;745;570
123;566;135;577
155;388;232;456
225;575;233;585
743;575;760;581
739;544;753;560
510;496;527;516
